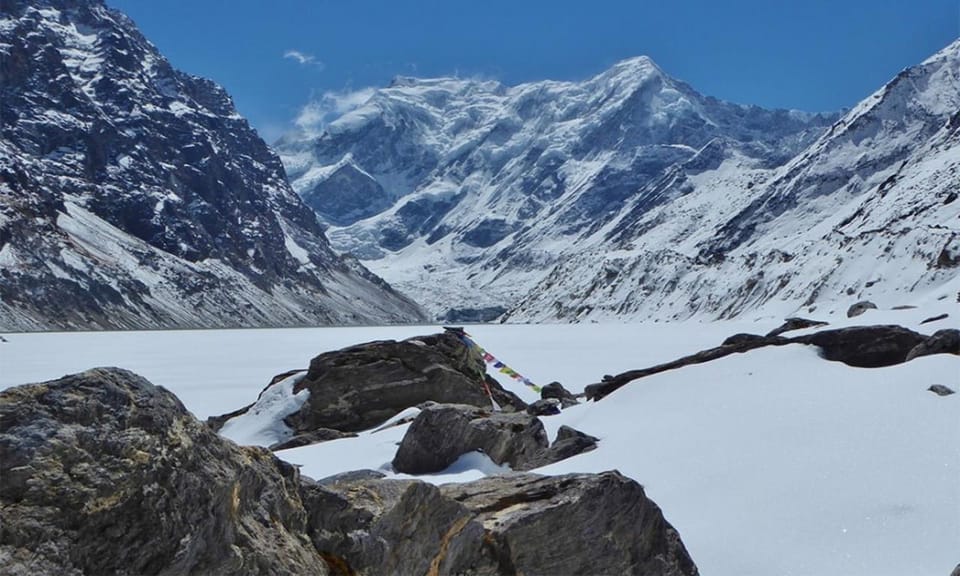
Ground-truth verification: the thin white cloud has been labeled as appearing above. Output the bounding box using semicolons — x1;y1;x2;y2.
294;88;377;136
283;50;323;69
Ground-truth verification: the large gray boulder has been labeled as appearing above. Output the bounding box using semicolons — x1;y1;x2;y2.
209;332;528;440
847;300;878;318
392;403;550;474
392;404;600;475
280;332;525;435
0;368;328;575
304;471;699;576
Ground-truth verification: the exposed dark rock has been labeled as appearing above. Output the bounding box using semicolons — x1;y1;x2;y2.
906;329;960;361
588;333;789;400
392;403;549;474
525;425;600;469
951;563;960;576
1;368;694;576
721;333;767;346
213;332;527;435
847;300;878;318
0;368;328;575
540;381;580;407
928;384;956;396
793;325;927;368
302;471;698;576
526;398;562;416
920;313;949;324
589;324;938;400
765;317;829;337
270;429;358;451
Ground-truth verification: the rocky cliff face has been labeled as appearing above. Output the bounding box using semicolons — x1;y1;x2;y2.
0;0;425;330
279;42;960;322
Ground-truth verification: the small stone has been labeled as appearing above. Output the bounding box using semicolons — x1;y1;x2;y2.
928;384;955;396
847;300;878;318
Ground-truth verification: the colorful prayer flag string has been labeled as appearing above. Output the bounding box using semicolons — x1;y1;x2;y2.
456;332;542;393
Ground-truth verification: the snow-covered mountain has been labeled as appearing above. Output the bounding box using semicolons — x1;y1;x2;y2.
279;42;960;322
0;0;426;330
277;56;835;321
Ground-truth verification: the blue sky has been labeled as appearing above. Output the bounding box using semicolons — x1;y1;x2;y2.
108;0;959;142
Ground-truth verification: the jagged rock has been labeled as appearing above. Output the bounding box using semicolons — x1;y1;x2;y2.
392;403;549;474
270;429;358;451
793;325;927;368
525;425;600;469
217;332;527;435
847;301;878;318
928;384;956;396
920;313;949;324
302;471;698;576
0;368;328;576
526;398;562;416
905;329;960;361
540;381;580;407
765;317;829;337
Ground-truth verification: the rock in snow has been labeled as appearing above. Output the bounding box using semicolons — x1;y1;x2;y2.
307;470;698;576
0;368;329;575
0;0;425;330
278;40;960;323
212;331;527;443
392;402;550;474
0;368;697;576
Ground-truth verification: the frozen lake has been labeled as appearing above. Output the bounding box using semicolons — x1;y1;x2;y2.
2;306;957;576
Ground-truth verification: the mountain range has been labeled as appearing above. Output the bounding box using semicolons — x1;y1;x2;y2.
278;41;960;322
3;0;957;330
0;0;426;330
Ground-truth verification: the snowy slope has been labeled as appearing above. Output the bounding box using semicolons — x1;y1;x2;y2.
0;0;425;330
280;42;960;323
512;39;960;322
1;299;956;576
276;59;834;321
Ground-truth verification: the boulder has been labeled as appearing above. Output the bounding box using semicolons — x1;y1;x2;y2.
794;325;927;368
905;329;960;361
847;300;878;318
0;368;328;576
214;332;527;436
540;381;580;407
392;403;549;474
303;471;698;576
765;317;828;337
